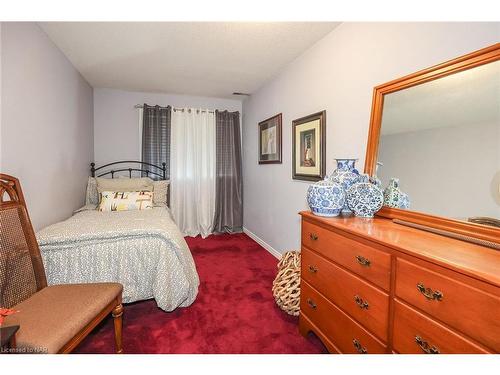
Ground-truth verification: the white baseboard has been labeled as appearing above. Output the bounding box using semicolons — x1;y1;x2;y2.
243;227;281;259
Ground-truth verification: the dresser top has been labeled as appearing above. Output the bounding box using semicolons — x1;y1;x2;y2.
300;211;500;288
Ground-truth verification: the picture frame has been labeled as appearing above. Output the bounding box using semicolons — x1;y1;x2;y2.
292;110;326;181
258;113;282;164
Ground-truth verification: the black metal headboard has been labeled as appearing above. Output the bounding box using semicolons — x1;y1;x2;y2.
90;161;167;180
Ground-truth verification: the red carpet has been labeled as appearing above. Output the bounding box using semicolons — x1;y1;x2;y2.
75;233;327;354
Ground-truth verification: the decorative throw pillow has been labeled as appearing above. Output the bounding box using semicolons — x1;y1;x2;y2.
152;180;170;206
96;177;154;194
97;191;154;212
85;177;99;205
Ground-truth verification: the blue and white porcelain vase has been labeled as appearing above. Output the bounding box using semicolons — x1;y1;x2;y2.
329;158;360;215
383;178;410;209
346;174;384;218
399;192;411;209
307;177;345;217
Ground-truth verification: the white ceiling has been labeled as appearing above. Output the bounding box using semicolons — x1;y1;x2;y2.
381;60;500;135
39;22;339;99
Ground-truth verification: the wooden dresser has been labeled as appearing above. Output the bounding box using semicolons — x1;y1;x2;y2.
298;211;500;354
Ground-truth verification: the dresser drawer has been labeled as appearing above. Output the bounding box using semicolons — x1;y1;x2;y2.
393;300;489;353
302;220;391;290
395;258;500;352
302;247;389;341
300;280;387;354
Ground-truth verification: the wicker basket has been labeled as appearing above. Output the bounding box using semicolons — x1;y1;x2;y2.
272;251;301;316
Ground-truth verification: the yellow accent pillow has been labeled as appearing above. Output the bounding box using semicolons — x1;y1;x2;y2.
98;191;154;212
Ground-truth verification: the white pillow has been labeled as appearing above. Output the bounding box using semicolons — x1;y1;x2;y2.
96;177;154;193
97;191;154;212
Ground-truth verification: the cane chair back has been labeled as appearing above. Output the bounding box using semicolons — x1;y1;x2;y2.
0;174;47;308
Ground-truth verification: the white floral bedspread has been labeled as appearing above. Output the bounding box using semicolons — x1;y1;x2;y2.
36;207;199;311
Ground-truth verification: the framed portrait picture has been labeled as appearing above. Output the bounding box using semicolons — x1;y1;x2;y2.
292;110;326;181
258;113;282;164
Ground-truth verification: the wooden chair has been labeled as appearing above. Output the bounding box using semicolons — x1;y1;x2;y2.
0;174;124;354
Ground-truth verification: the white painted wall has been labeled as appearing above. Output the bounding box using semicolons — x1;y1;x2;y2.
242;22;500;254
1;22;94;231
93;88;242;165
378;121;499;220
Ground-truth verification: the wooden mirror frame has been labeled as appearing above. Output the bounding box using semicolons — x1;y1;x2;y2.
364;43;500;245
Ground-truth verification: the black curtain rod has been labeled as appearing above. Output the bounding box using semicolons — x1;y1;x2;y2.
134;104;215;114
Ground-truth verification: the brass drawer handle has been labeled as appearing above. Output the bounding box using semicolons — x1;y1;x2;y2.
308;265;318;273
354;295;369;309
417;283;443;301
355;255;371;267
352;339;367;354
307;298;317;309
415;335;440;354
309;233;318;241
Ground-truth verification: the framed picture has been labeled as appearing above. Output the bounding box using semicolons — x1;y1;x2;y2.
258;113;282;164
292;110;326;181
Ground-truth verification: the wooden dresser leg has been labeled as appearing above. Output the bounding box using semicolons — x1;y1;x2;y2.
112;303;124;354
299;316;309;337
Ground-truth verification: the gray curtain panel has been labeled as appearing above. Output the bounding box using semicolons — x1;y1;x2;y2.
142;104;171;179
213;110;243;233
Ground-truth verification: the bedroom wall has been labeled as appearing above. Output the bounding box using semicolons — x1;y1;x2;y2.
242;22;500;255
0;22;94;230
93;88;242;165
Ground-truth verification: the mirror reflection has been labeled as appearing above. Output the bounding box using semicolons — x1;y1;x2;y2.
377;60;500;224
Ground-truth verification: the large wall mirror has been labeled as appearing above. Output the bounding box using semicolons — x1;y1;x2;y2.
365;43;500;246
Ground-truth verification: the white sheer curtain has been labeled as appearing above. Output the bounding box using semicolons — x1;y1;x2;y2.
170;108;216;238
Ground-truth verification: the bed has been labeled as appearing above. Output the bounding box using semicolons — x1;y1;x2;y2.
36;161;199;312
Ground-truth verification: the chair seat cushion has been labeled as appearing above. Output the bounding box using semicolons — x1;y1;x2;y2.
3;283;122;353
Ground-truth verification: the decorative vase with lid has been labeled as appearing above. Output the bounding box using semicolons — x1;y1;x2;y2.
383;178;410;209
306;177;345;217
329;158;360;215
346;173;384;218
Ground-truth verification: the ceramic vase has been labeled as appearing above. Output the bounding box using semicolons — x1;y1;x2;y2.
399;192;411;209
328;158;360;215
307;177;345;217
346;174;384;218
383;178;410;209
